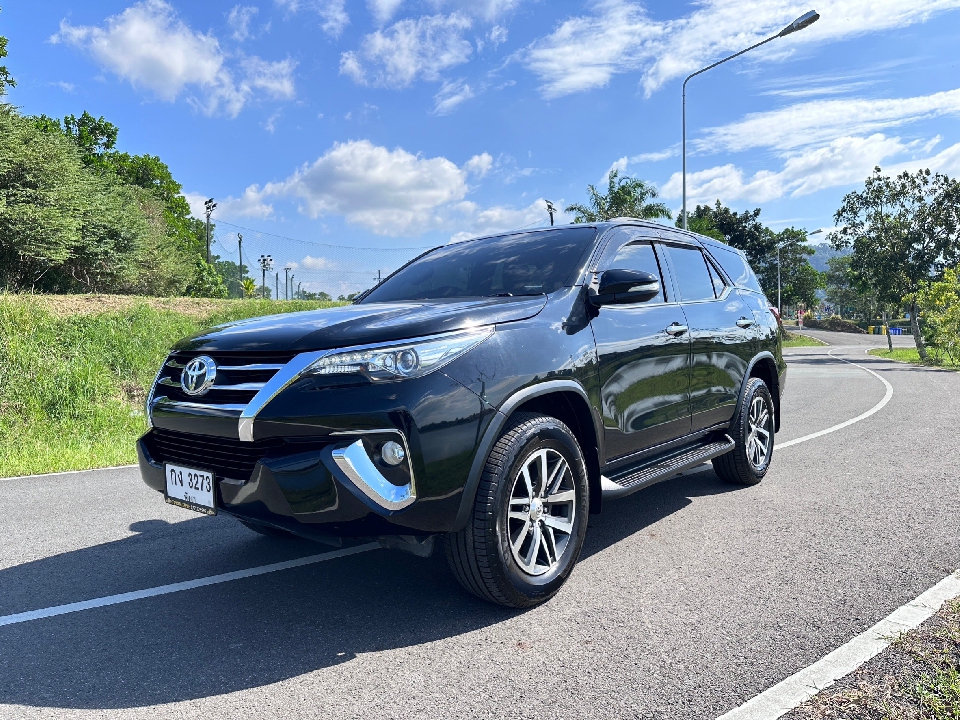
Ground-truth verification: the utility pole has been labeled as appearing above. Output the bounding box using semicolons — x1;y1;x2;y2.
237;234;244;298
204;198;217;263
258;254;273;299
275;272;279;301
297;281;302;299
290;274;295;300
284;267;291;300
545;200;556;226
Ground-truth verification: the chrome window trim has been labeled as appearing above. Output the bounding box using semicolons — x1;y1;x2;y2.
330;430;416;511
218;364;286;371
150;397;248;416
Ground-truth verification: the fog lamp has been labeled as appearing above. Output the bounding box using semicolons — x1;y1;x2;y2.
381;440;406;466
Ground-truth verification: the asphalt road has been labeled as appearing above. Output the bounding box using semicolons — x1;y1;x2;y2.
2;330;958;720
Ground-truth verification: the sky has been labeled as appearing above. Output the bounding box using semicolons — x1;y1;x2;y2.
3;0;960;262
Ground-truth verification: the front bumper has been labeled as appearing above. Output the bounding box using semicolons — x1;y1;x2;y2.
139;366;497;535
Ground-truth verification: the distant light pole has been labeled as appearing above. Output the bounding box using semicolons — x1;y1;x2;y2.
290;274;295;300
284;267;291;300
682;10;820;229
545;200;556;226
297;281;302;299
777;228;822;314
237;234;244;298
258;254;273;299
204;198;217;263
275;272;279;301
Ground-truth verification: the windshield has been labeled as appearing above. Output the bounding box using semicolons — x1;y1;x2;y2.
360;227;598;303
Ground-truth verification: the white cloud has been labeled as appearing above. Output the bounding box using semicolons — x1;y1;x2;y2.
52;0;296;117
298;255;338;270
221;185;276;219
275;0;349;36
339;13;473;87
660;133;954;206
433;78;475;114
698;88;960;154
368;0;404;25
227;5;258;41
464;152;494;176
523;0;960;98
448;199;562;243
429;0;524;23
261;139;469;234
487;24;508;48
602;157;629;184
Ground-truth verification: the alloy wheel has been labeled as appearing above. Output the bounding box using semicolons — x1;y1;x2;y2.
747;396;772;469
507;447;577;577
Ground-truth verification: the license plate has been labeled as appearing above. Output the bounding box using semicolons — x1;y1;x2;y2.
164;463;217;515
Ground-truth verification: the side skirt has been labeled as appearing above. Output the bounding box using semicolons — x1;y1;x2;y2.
600;436;734;500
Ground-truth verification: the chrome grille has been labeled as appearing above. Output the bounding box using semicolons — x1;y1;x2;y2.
154;351;296;407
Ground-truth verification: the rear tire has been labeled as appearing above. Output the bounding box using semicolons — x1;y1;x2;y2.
713;377;775;486
445;413;589;608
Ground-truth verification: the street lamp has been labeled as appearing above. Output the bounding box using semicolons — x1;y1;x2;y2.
545;200;556;227
258;254;273;299
777;228;822;314
203;198;217;263
284;267;291;300
682;10;820;229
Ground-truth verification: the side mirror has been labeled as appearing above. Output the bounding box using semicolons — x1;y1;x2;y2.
590;269;661;306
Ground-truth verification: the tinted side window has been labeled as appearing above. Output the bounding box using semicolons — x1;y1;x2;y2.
664;245;716;302
608;242;665;303
705;244;764;295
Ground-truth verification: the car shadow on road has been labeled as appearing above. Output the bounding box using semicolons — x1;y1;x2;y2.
0;470;739;710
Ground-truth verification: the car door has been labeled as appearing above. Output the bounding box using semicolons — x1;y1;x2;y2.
658;237;756;433
589;227;692;464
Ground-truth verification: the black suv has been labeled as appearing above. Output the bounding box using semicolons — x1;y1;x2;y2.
139;221;785;608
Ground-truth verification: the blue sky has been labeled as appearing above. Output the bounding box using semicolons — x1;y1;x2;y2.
4;0;960;257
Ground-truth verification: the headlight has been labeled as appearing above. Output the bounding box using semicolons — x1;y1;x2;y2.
305;327;494;381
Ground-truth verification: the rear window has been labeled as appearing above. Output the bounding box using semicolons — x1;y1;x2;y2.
361;227;597;303
704;244;764;294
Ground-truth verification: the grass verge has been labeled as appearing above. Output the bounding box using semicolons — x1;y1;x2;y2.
0;294;346;478
787;598;960;720
869;348;960;371
783;331;827;348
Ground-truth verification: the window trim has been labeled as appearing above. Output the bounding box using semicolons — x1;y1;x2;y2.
658;241;730;304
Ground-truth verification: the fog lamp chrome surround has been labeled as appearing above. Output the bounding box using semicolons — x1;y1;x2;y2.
330;430;416;512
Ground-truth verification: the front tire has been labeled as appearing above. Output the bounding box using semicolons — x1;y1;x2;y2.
445;413;589;608
713;377;775;485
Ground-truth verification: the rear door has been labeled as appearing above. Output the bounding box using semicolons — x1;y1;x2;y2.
589;227;692;463
658;237;757;433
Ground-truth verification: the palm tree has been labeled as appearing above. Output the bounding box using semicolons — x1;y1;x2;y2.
565;170;672;223
241;277;257;298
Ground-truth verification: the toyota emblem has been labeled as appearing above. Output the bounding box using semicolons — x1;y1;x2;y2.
181;356;218;396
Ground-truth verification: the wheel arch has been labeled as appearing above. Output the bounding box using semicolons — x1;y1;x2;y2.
451;380;603;532
737;353;781;433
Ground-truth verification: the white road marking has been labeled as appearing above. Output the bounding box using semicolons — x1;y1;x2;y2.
717;571;960;720
0;542;380;628
0;464;137;482
778;349;894;449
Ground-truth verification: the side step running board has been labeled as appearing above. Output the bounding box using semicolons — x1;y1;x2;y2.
600;436;735;500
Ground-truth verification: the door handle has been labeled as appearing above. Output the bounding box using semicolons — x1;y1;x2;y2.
665;323;688;336
736;317;755;328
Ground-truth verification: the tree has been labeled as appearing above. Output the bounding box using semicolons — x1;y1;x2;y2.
241;278;257;298
186;255;228;298
683;202;773;269
0;11;14;97
832;167;960;359
301;290;332;301
915;268;960;364
760;227;823;309
824;255;886;320
566;170;671;223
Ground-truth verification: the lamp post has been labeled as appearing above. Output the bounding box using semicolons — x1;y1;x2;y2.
682;10;820;229
203;198;217;263
545;200;556;226
237;234;243;298
258;254;273;299
284;268;291;300
290;274;295;300
777;228;822;314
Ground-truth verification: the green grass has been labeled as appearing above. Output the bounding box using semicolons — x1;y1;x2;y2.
783;331;827;348
868;348;960;370
0;295;346;477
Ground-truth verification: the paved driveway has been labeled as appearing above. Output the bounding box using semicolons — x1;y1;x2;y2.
1;330;957;719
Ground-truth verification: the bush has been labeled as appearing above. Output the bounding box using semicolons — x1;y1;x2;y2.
802;313;866;333
916;268;960;364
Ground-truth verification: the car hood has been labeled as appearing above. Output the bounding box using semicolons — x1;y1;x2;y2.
174;296;548;353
